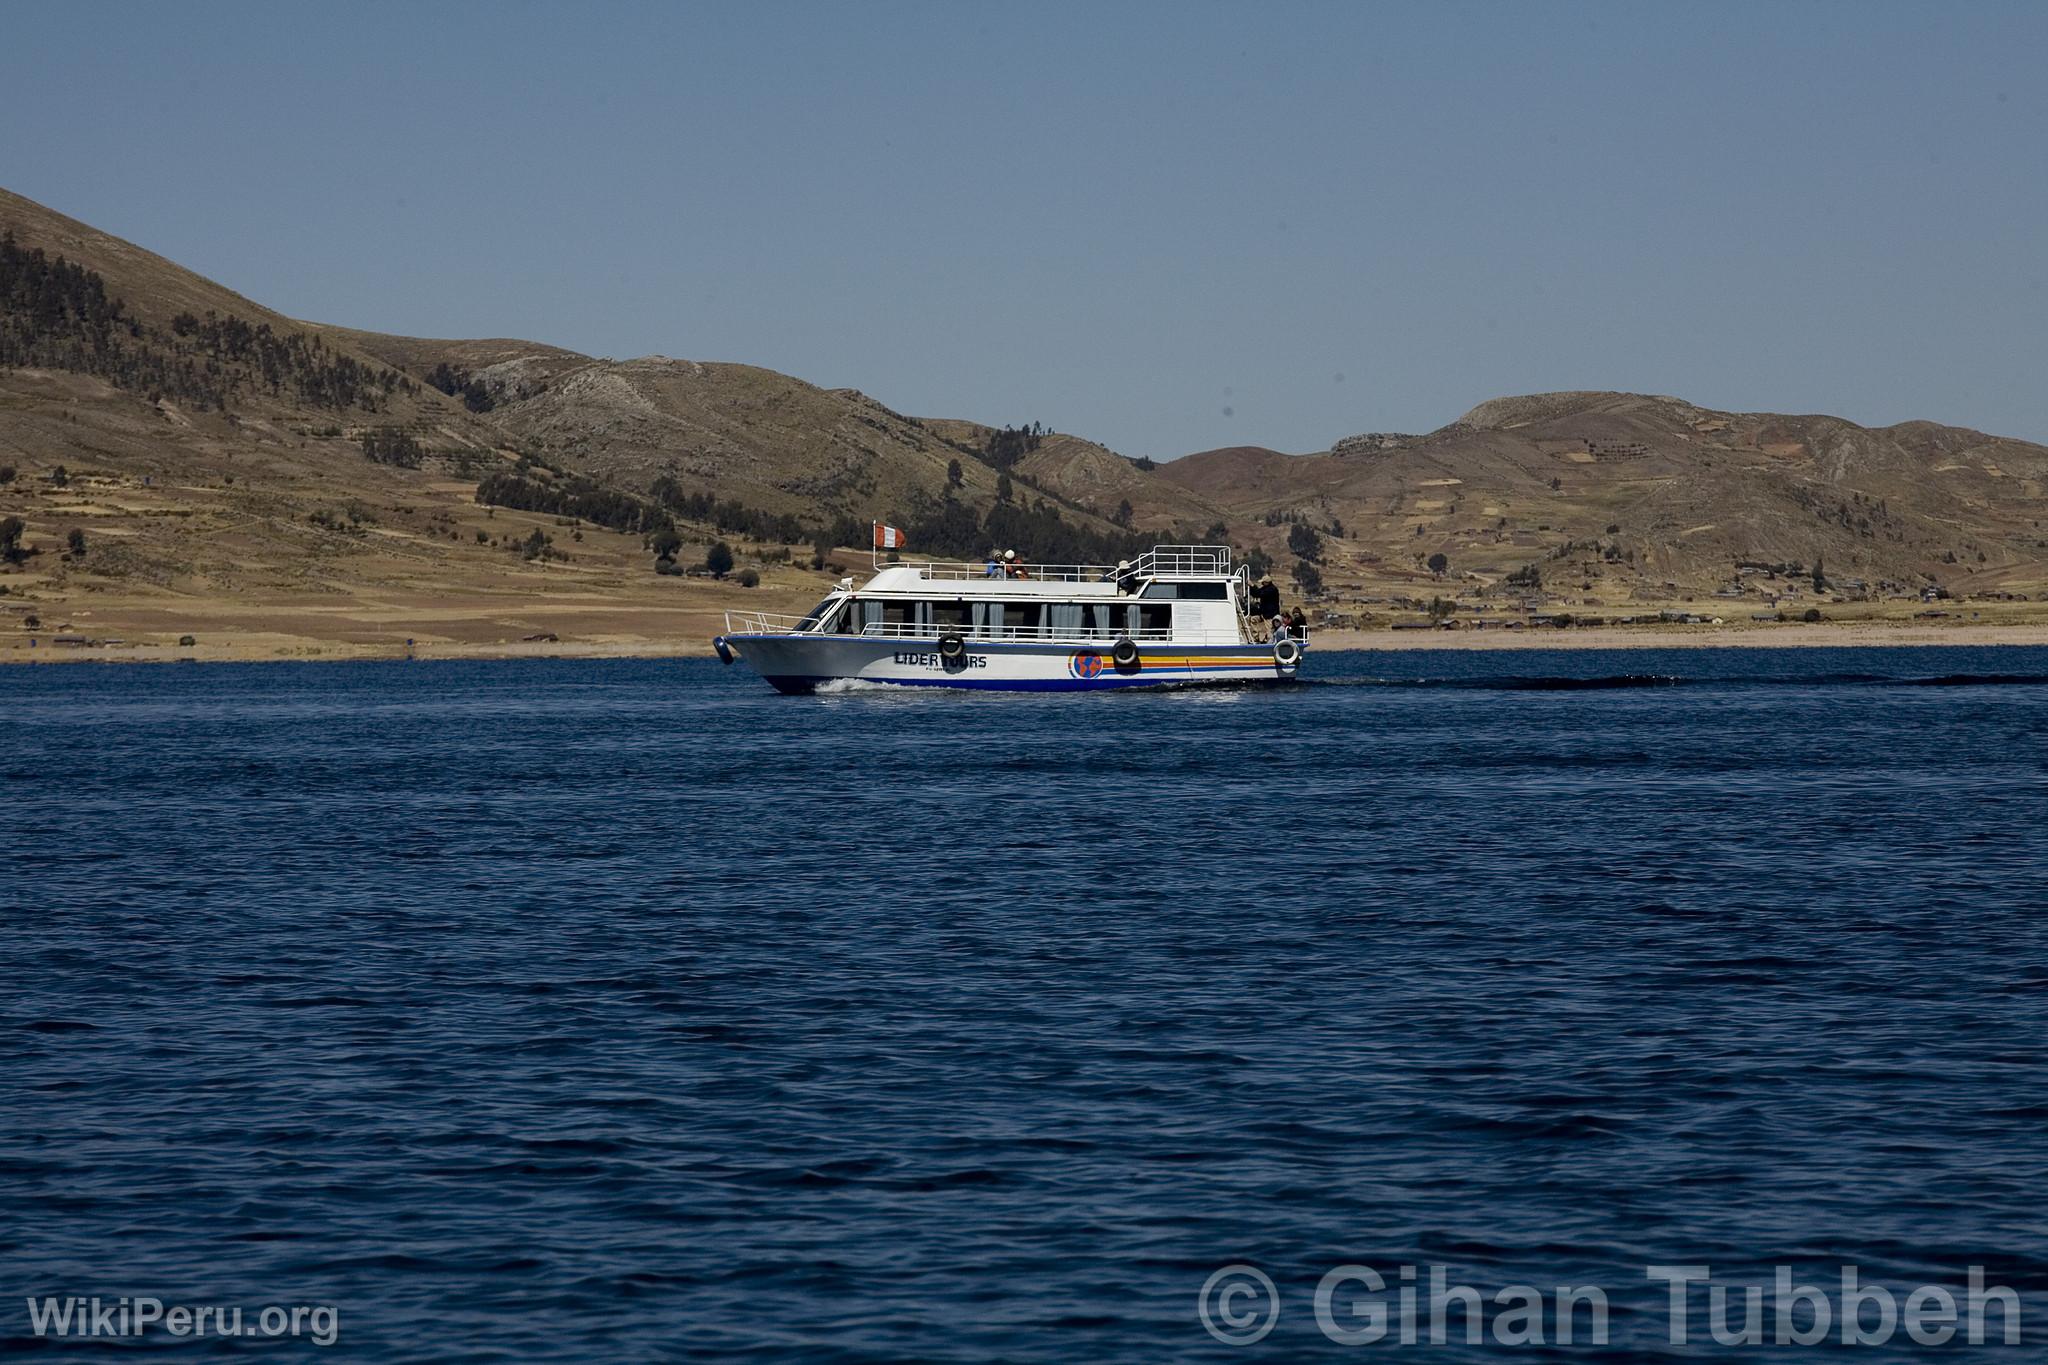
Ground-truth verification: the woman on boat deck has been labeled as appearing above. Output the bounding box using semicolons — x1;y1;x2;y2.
1004;550;1030;579
984;550;1002;578
1288;607;1309;641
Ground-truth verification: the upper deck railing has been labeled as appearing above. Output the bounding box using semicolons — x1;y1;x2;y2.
906;543;1234;584
1133;544;1233;577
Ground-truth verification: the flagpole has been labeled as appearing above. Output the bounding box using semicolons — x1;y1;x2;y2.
870;520;879;570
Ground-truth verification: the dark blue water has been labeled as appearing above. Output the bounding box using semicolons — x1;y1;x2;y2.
5;648;2047;1359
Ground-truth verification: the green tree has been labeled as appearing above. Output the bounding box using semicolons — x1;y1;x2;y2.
650;526;683;560
737;568;760;588
1291;560;1324;595
67;528;86;557
996;473;1013;503
947;458;964;488
1427;552;1448;577
1812;556;1827;592
1287;523;1323;561
1112;499;1134;527
705;541;735;578
0;516;24;562
0;466;15;484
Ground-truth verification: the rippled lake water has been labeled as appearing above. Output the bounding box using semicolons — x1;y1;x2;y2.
5;648;2047;1359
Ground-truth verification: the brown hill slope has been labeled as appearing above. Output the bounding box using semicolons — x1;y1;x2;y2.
1160;392;2048;607
0;186;1142;661
331;335;1140;547
8;181;2048;659
489;357;1001;518
0;191;836;659
921;418;1231;533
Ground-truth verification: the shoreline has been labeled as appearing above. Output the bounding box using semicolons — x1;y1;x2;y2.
9;620;2048;667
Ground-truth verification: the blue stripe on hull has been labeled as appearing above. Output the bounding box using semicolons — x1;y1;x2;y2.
759;672;1297;694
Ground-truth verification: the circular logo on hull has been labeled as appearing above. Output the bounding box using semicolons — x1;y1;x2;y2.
1068;651;1105;679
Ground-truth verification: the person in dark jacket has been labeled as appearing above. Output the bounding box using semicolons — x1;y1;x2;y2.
1288;607;1309;641
1255;577;1281;621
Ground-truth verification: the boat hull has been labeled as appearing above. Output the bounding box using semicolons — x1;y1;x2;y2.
724;634;1300;693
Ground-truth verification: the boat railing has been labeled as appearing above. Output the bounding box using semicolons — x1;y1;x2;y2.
1134;544;1233;577
907;543;1234;584
723;610;813;634
918;561;1118;584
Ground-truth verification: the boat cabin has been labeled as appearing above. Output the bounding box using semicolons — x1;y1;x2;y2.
791;545;1247;644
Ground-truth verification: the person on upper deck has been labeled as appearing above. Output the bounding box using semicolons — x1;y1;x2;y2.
1114;560;1137;595
1004;550;1030;580
984;549;1003;578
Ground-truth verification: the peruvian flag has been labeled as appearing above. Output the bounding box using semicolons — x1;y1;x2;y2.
873;522;908;550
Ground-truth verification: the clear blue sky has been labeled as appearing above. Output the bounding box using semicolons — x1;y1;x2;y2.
5;1;2044;458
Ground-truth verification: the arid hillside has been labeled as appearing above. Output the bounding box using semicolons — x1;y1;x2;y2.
0;187;1148;660
7;182;2048;660
1156;392;2048;614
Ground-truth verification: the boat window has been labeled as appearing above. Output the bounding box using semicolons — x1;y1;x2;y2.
1048;602;1084;634
1001;603;1043;635
1140;581;1228;600
930;601;971;628
1137;604;1172;634
1083;603;1118;636
848;599;882;635
797;595;841;630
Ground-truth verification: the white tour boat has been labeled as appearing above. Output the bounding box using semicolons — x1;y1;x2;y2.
715;541;1304;693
